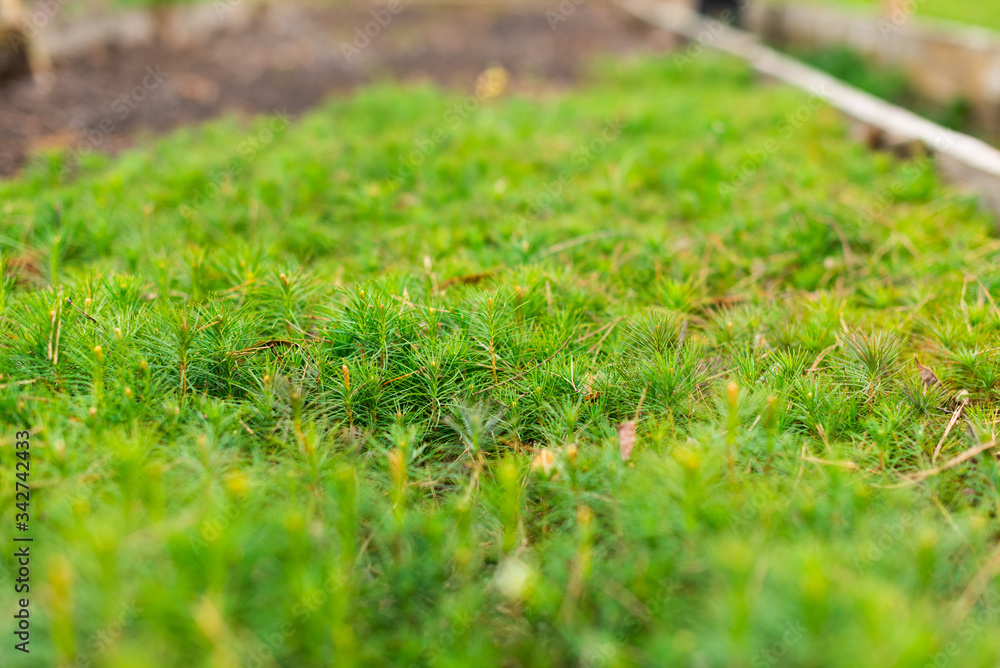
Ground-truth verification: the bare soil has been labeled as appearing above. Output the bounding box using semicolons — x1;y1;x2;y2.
0;2;675;177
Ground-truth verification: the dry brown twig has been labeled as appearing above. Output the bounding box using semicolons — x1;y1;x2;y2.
932;391;970;462
949;542;1000;629
0;378;36;390
800;455;859;470
974;276;1000;323
807;343;839;375
575;317;625;345
66;297;98;324
589;318;624;361
885;438;999;489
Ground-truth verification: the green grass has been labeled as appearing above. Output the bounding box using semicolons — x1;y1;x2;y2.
812;0;1000;31
2;54;1000;667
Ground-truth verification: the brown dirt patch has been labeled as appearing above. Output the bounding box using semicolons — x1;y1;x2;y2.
0;1;675;177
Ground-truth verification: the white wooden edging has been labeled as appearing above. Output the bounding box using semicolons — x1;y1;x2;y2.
617;0;1000;220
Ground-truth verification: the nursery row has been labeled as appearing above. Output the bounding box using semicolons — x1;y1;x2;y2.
2;55;1000;666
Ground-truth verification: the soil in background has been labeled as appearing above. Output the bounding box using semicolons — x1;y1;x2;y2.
0;2;674;177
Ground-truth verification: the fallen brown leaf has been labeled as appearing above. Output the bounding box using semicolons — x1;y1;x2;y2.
231;339;298;358
438;271;495;290
915;357;941;389
531;449;556;477
618;421;636;461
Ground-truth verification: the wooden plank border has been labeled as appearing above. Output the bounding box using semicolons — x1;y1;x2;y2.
617;0;1000;222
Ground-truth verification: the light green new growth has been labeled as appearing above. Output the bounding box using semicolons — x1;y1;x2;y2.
1;54;1000;667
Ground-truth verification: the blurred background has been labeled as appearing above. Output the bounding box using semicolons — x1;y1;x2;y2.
1;0;998;178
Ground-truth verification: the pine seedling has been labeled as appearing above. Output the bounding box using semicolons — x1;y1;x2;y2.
336;284;416;371
91;344;104;407
447;402;505;459
623;340;708;427
788;295;841;352
946;346;999;398
901;375;948;416
558;505;595;625
732;345;768;387
465;290;520;388
150;306;201;404
334;463;358;573
708;305;763;349
48;555;76;663
622;307;682;358
763;394;780;464
290;383;305;445
342;362;353;430
216;246;268;304
863;402;915;466
498;455;522;554
388;444;407;524
542;397;585;445
0;249;10;316
789;376;832;439
197;305;260;399
837;328;903;405
452;495;475;576
964;405;999;444
47;233;62;288
770;348;813;390
726;382;739;479
415;341;465;430
657;278;706;314
923;314;977;351
385;422;420;522
184;246;210;303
